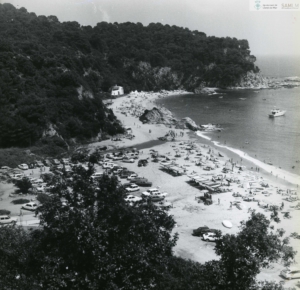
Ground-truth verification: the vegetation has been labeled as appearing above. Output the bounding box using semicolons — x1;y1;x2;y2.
11;198;30;204
14;177;32;194
0;167;296;289
0;209;11;215
0;3;258;148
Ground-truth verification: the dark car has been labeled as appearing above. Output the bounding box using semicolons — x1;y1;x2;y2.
138;159;148;167
192;227;220;237
130;178;152;187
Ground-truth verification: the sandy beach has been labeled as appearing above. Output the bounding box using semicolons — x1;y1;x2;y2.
0;89;299;287
90;90;300;287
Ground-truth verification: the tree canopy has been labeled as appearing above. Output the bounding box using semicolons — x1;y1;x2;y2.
0;3;258;148
0;166;296;289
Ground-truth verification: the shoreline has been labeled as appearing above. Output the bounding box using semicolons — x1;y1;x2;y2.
100;89;300;286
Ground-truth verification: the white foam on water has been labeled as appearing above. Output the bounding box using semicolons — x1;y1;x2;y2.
195;131;211;141
212;140;300;186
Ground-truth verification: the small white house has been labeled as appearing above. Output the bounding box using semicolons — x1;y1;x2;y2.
111;85;124;96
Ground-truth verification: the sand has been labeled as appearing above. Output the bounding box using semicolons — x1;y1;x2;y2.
93;90;300;287
1;89;299;287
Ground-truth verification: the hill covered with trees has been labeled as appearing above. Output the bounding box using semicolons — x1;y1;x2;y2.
0;3;259;148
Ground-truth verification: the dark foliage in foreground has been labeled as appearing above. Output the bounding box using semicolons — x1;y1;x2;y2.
0;168;296;290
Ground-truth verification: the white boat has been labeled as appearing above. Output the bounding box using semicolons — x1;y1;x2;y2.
269;108;286;118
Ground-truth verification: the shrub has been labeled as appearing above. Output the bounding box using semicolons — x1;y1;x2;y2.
11;199;30;205
37;193;51;204
0;209;11;215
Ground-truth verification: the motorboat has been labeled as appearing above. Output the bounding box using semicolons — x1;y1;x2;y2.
269;108;286;118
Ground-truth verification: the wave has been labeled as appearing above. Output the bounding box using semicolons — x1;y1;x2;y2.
195;131;211;140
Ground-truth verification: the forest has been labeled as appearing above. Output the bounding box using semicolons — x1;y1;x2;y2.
0;3;259;148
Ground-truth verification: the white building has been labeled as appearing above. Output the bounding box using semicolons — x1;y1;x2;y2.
111;85;124;96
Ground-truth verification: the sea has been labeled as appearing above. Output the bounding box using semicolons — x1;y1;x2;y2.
156;55;300;177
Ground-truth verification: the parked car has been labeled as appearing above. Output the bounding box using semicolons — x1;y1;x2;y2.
127;173;138;180
0;215;18;225
122;158;135;163
142;188;167;198
125;184;140;192
124;195;143;204
192;227;220;237
35;161;44;167
52;159;60;165
135;180;153;187
22;202;38;211
18;164;29;170
138;159;148;167
280;268;300;280
112;155;124;161
202;232;220;242
91;172;103;181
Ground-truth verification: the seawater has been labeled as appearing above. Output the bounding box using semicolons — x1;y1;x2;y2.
156;81;300;177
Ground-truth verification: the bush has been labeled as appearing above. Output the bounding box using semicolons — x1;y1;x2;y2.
11;199;30;205
0;209;11;215
37;193;51;204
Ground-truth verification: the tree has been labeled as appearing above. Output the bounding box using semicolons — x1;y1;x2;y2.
15;177;32;194
28;171;177;289
212;212;296;290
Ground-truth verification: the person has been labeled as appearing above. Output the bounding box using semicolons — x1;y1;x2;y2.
20;209;23;216
218;198;220;205
230;202;232;208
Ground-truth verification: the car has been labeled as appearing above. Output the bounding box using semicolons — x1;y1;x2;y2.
52;159;60;165
122;158;135;163
61;158;70;165
142;188;168;198
127;173;138;180
0;215;18;225
192;226;210;237
18;163;29;170
142;188;160;197
112;155;124;161
124;195;143;204
134;180;153;187
22;202;38;211
35;161;44;167
202;232;220;242
280;268;300;280
125;184;140;192
91;172;103;180
138;159;148;167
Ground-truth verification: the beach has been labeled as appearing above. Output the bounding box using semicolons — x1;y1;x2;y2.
0;89;299;287
89;90;300;287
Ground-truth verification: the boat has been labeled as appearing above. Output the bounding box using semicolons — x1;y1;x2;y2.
269;108;286;118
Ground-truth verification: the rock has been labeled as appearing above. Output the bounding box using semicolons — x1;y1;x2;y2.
175;117;200;131
139;107;177;125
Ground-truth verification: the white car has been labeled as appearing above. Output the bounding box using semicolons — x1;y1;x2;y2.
0;215;18;225
142;188;168;197
91;172;103;180
35;161;44;167
124;195;142;203
202;232;219;242
280;268;300;280
127;173;138;180
22;202;38;211
18;164;29;170
125;184;140;192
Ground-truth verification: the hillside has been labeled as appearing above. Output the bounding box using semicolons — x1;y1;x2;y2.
0;3;259;148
